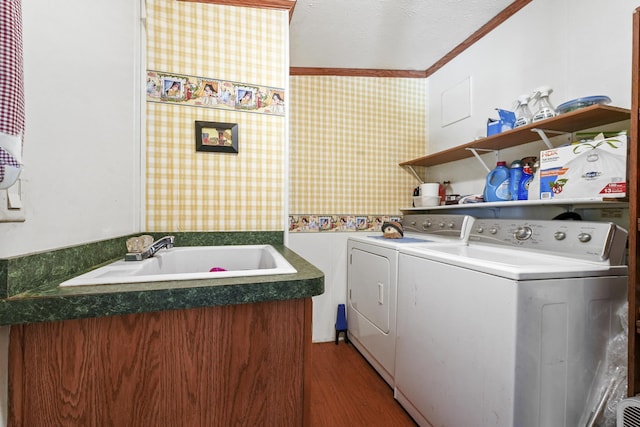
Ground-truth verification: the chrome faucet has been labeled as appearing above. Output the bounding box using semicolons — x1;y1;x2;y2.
125;235;175;261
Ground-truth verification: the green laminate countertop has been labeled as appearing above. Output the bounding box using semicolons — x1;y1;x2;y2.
0;232;324;325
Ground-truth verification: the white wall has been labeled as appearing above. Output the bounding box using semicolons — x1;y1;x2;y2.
0;0;142;258
288;232;365;343
426;0;636;195
0;2;141;425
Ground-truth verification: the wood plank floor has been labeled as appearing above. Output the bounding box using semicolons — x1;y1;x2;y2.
309;342;417;427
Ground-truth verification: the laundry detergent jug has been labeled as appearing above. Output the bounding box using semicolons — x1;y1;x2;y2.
509;160;523;201
483;161;511;202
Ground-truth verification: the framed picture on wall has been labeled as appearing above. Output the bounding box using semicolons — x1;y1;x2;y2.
195;121;239;153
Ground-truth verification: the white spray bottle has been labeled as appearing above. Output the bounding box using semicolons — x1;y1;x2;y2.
531;86;557;122
513;94;533;128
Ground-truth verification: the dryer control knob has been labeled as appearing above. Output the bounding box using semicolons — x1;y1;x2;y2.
489;228;498;234
554;231;566;240
475;227;484;233
422;221;432;229
447;222;454;229
438;222;445;228
514;226;532;240
578;232;592;243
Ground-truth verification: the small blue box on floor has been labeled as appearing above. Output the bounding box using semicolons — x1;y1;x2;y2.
335;304;348;344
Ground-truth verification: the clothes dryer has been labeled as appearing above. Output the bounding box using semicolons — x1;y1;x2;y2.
347;214;474;386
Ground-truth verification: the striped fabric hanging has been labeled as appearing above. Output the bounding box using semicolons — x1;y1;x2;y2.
0;0;24;188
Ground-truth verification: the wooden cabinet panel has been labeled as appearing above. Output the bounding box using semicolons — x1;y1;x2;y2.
8;299;310;427
630;7;640;397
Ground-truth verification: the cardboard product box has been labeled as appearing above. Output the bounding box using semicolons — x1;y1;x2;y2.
539;131;627;200
486;109;516;137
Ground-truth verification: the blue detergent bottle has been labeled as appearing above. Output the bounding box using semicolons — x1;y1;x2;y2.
518;161;534;200
483;161;511;202
509;160;523;201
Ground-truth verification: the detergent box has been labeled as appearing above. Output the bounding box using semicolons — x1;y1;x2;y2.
486;109;516;137
538;131;627;200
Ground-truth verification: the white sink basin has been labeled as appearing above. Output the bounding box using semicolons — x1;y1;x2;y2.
59;245;297;287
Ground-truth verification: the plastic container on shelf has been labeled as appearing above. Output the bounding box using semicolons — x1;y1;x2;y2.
484;161;511;202
528;160;541;200
555;95;611;114
509;160;523;201
531;86;557;122
514;94;533;128
519;161;534;200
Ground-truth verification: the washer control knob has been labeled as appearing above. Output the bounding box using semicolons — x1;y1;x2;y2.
422;221;432;229
554;231;566;240
439;222;445;228
447;222;454;229
475;227;484;233
489;228;498;235
409;220;417;226
578;232;592;243
514;226;532;240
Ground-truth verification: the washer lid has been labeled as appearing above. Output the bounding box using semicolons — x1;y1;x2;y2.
399;244;627;280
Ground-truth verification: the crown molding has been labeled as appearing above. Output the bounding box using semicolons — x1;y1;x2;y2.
178;0;296;20
289;68;427;78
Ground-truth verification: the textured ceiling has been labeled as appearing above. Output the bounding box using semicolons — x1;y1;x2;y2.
289;0;517;71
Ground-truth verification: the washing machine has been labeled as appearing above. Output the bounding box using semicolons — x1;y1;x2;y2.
347;214;474;386
394;218;628;427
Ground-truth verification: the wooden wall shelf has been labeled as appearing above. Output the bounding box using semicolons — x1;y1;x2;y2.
399;104;630;168
401;198;628;213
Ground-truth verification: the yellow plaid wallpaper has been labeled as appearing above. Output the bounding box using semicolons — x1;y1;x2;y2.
146;1;287;232
289;76;427;220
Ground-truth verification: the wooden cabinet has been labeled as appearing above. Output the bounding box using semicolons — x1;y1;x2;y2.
629;7;640;397
8;299;312;427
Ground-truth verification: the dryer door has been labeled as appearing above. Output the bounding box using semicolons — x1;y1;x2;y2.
348;246;394;333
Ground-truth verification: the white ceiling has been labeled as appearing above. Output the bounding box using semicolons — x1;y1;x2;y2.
289;0;517;71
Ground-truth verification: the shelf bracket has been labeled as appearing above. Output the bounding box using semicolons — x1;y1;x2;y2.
465;148;495;173
531;128;571;149
403;165;423;184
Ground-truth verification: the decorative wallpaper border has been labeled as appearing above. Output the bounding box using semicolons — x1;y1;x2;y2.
146;70;285;116
289;215;401;233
